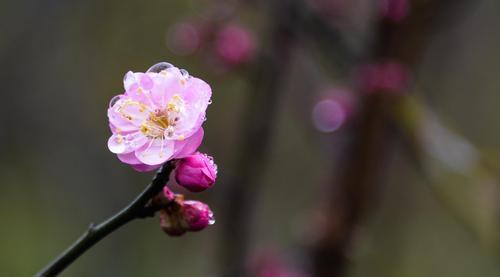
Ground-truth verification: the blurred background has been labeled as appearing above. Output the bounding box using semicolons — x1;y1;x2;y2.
1;0;500;276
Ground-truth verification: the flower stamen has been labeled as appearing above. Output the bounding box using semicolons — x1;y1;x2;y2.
139;95;185;139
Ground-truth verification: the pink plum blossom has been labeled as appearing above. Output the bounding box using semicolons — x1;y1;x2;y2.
107;63;212;171
175;152;217;192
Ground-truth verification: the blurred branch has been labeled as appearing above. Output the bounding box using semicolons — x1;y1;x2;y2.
36;161;175;277
308;1;476;276
394;95;500;251
300;6;365;71
310;94;395;277
217;0;302;275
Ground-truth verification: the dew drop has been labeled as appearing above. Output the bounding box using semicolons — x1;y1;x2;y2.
207;99;212;104
208;212;215;225
147;62;174;73
180;68;190;78
109;95;122;108
123;71;133;83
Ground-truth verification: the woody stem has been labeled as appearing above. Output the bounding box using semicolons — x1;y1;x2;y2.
35;161;175;277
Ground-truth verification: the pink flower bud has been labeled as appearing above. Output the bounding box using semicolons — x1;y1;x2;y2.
163;186;175;202
175;152;217;192
215;24;255;67
152;186;176;207
158;198;214;236
182;200;215;231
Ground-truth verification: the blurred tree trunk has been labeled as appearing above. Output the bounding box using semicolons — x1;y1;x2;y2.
217;0;301;275
309;1;467;276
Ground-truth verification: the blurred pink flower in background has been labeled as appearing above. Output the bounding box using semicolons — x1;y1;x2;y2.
175;152;217;192
356;60;411;94
107;63;212;171
379;0;409;22
215;24;256;67
167;21;206;56
312;87;355;133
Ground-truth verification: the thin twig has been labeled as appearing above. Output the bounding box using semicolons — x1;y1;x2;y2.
36;161;175;277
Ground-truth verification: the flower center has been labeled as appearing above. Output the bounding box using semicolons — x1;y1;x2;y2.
140;95;184;140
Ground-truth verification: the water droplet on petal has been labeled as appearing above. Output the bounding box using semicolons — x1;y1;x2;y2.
147;62;174;73
207;99;212;104
208;211;215;225
109;95;122;108
123;71;133;82
180;68;189;78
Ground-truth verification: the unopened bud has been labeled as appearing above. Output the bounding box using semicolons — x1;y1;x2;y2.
175;152;217;192
159;197;215;236
182;200;215;231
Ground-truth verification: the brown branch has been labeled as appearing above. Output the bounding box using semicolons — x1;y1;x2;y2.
36;161;175;277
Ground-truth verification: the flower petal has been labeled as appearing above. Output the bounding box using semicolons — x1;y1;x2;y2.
174;77;212;136
108;134;127;154
123;71;139;92
108;107;138;133
150;71;183;108
131;163;162;172
117;152;143;165
107;132;148;154
120;102;150;127
139;73;154;90
135;139;175;165
174;127;204;158
183;77;212;103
